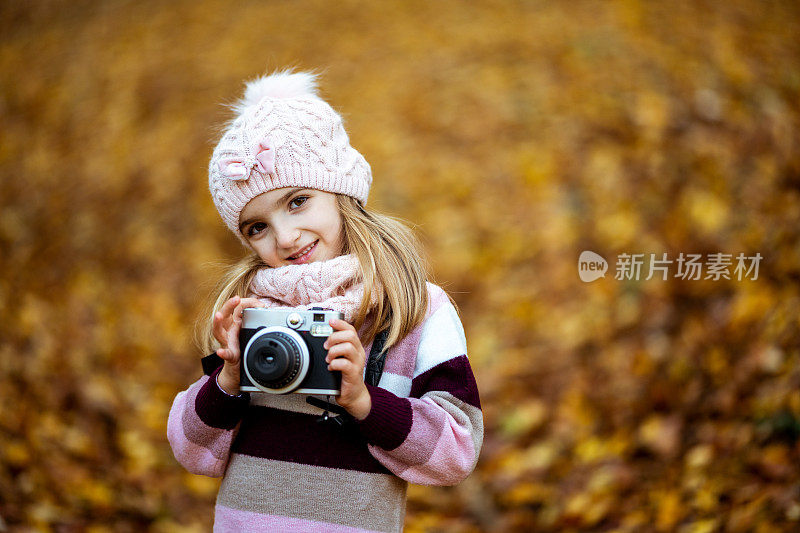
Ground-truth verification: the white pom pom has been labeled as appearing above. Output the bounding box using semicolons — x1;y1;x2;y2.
232;69;320;116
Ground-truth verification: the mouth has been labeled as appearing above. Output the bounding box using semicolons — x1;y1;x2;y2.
286;240;318;264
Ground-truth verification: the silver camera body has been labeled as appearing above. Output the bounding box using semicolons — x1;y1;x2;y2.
239;307;342;395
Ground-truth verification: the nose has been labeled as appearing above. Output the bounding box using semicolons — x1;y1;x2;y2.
273;221;300;250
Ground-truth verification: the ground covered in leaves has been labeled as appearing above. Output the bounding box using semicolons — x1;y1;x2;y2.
1;0;799;531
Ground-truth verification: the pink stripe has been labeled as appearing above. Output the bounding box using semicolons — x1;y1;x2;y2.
391;398;447;464
425;282;451;313
381;283;449;378
167;380;235;477
170;429;228;477
381;325;420;378
397;409;475;485
367;397;476;486
213;505;383;533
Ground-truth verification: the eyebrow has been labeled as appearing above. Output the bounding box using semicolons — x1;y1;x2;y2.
238;188;306;232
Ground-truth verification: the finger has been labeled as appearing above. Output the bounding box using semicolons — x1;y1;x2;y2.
217;346;236;363
328;357;358;374
326;344;365;367
325;342;355;362
323;329;360;349
233;303;243;325
215;297;241;332
220;296;241;317
328;318;355;332
233;300;263;324
239;298;266;309
212;312;228;346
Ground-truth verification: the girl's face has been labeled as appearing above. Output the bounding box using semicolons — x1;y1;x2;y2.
239;188;345;268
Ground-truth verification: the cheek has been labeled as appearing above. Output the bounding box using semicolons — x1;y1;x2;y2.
312;208;341;238
326;214;345;248
253;241;277;262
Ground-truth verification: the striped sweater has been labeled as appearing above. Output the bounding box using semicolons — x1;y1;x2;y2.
167;283;483;532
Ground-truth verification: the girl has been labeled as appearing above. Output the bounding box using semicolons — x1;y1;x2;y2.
167;69;483;533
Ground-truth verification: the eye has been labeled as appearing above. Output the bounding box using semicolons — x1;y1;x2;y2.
289;195;309;209
246;222;268;237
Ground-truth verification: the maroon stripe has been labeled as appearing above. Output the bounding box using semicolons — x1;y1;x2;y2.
195;367;251;430
356;385;413;451
409;355;482;409
231;405;392;475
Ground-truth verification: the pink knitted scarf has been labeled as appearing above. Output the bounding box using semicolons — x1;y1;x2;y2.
247;254;377;322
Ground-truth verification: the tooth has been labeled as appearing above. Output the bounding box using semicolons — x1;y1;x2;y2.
291;243;313;260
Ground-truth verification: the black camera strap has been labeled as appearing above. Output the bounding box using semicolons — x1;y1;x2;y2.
364;328;389;387
202;352;224;376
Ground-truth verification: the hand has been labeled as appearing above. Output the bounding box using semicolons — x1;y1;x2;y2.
212;295;266;395
324;318;371;420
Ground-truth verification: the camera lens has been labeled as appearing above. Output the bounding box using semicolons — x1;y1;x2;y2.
253;342;290;380
244;331;305;390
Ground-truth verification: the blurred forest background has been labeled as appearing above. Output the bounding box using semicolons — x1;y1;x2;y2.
1;0;799;531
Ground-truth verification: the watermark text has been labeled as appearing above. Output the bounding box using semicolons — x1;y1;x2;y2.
579;251;762;282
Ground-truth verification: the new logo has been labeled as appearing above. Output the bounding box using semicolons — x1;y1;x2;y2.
579;251;608;282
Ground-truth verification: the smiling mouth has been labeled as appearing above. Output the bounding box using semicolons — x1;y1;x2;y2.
286;240;318;262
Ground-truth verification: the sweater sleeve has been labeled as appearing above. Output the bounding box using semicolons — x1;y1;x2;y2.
166;364;250;478
356;301;483;486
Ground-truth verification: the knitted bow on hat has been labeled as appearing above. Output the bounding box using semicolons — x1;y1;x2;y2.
217;137;276;181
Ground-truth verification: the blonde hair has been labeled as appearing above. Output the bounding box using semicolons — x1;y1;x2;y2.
196;195;429;355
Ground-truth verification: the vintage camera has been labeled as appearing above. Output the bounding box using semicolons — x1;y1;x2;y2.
239;307;342;395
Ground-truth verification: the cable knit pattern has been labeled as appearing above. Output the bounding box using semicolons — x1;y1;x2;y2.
208;70;372;245
247;254;377;322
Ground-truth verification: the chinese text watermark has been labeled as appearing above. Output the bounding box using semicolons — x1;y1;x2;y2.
578;251;762;283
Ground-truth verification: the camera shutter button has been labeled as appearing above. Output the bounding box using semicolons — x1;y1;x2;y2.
287;312;303;329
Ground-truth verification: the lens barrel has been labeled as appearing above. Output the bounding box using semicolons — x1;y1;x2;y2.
243;328;309;393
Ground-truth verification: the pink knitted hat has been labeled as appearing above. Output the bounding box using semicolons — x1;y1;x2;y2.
208;69;372;242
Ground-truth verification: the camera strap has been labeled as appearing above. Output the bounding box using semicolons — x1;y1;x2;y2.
202;353;224;376
364;328;389;387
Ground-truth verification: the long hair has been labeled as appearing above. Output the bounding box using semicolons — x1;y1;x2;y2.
195;194;429;355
